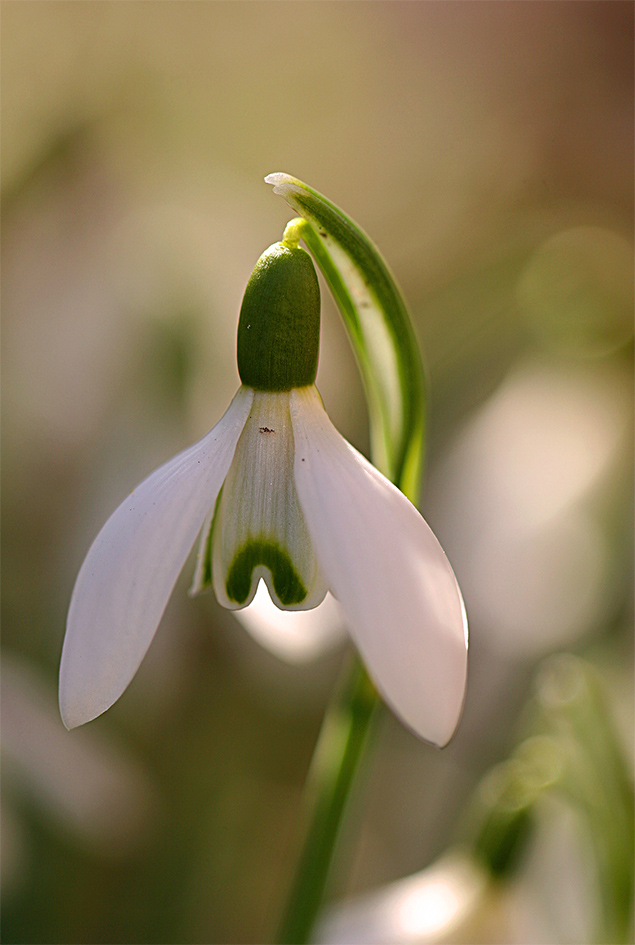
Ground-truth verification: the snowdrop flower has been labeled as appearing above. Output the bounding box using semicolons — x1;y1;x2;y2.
60;240;467;747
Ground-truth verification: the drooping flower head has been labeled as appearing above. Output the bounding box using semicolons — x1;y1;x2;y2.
60;232;467;747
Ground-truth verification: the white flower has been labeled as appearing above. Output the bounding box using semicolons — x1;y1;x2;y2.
60;383;467;745
60;241;468;747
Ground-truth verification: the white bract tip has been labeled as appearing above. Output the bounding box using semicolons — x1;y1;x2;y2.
264;172;299;196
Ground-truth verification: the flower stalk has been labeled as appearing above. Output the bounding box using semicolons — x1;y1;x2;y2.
276;658;379;945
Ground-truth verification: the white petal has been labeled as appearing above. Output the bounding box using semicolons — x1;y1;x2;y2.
211;391;328;611
235;581;346;664
290;387;468;747
60;387;253;728
315;852;488;944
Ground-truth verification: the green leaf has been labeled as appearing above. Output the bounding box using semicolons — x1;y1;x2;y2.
266;173;427;501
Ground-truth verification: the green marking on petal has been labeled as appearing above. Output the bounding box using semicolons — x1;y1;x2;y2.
199;487;223;590
200;526;213;588
226;539;308;606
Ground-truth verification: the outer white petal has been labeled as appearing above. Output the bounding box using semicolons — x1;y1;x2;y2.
290;387;468;748
60;386;254;729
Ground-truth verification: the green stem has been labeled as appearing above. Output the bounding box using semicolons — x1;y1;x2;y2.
276;656;379;944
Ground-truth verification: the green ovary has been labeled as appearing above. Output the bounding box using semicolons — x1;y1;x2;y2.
226;539;308;606
236;243;321;391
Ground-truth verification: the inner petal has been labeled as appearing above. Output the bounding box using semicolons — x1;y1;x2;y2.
226;540;307;606
212;390;327;611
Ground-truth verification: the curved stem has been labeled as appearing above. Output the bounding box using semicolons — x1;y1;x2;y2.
275;656;379;944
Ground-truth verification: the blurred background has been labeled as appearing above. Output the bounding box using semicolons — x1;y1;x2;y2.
2;3;633;943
